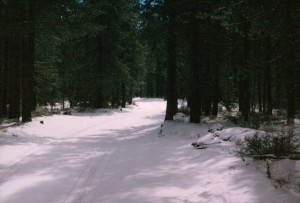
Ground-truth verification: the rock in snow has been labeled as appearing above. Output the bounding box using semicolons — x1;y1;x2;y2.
208;123;224;132
173;112;186;120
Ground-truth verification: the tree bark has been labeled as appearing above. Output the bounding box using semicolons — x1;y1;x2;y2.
121;81;126;108
284;0;297;123
28;0;36;112
0;28;3;116
8;0;21;120
265;34;273;115
22;0;36;122
257;72;262;112
2;40;8;116
0;0;4;116
240;21;251;121
164;1;178;121
155;52;163;98
189;8;201;123
212;66;219;116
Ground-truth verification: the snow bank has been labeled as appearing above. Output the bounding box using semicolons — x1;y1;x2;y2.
1;99;299;203
160;119;299;202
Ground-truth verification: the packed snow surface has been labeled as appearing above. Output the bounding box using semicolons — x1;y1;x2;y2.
0;98;299;203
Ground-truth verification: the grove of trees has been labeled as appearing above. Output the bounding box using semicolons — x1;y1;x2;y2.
0;0;299;123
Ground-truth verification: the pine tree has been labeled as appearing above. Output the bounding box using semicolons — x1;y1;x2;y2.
7;0;22;119
164;0;178;120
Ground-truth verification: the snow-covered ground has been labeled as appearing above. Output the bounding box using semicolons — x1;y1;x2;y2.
0;98;299;203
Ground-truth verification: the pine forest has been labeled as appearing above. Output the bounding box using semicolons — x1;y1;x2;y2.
0;0;299;123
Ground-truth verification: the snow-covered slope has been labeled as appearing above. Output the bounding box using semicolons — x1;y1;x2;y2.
0;98;299;203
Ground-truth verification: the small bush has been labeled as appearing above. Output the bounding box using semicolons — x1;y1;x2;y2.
178;106;190;115
266;161;271;178
245;112;284;129
226;116;239;124
247;112;264;129
274;178;289;189
235;130;300;157
32;106;51;117
77;107;94;113
274;109;286;117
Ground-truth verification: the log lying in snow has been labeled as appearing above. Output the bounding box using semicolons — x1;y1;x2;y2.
63;111;72;115
208;123;224;132
191;141;222;149
251;153;300;160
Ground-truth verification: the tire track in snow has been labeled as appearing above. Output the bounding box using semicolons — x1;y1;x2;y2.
0;100;165;202
63;134;125;203
86;124;163;203
62;142;117;203
0;135;55;184
0;114;129;184
63;126;159;203
0;147;42;184
63;115;127;138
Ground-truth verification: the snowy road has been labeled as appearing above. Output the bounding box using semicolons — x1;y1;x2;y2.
0;98;299;203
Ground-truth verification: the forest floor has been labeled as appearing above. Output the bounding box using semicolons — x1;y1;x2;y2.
0;98;299;203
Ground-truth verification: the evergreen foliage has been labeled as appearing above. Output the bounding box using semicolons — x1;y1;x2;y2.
235;131;300;157
0;0;299;123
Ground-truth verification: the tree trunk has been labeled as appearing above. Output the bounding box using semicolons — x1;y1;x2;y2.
212;66;219;116
203;99;212;116
0;0;6;116
21;33;32;122
155;53;163;98
8;0;21;120
164;1;178;121
22;1;36;122
146;72;154;98
240;21;251;121
257;72;262;112
28;0;36;112
2;40;8;116
0;29;3;116
121;81;126;108
262;75;266;113
284;0;297;123
265;34;273;115
127;87;133;105
189;8;201;123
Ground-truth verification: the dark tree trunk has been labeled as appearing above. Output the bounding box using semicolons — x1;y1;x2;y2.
28;0;36;112
0;0;6;116
284;0;297;123
262;76;266;112
146;72;154;98
0;29;3;116
95;86;103;108
240;21;251;121
21;33;32;122
189;8;201;123
211;73;219;116
127;87;133;105
203;99;211;116
2;40;8;116
164;1;178;121
238;73;244;113
111;95;116;107
121;81;126;108
257;72;262;112
212;66;219;116
155;54;163;98
8;0;21;120
22;1;36;122
265;35;273;115
116;90;121;106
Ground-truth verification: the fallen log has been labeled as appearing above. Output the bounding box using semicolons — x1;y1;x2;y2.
251;153;300;160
